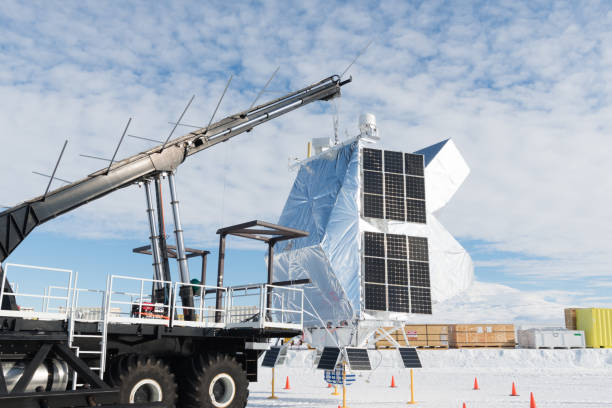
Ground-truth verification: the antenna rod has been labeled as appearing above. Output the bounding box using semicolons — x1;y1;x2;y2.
204;75;233;135
248;66;279;111
128;134;163;144
32;171;71;184
107;118;132;175
341;39;373;79
43;140;68;200
162;95;195;149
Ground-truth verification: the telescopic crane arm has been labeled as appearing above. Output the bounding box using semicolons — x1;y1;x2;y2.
0;75;351;263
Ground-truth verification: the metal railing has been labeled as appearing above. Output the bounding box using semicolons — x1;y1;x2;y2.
0;263;73;320
171;281;227;328
226;283;304;330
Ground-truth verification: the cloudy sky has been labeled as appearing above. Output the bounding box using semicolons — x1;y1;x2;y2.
1;1;611;308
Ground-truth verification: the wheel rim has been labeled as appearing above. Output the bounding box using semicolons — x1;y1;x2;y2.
129;378;163;403
208;373;236;408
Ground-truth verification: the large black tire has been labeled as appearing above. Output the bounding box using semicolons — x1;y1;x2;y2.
106;355;177;407
182;354;249;408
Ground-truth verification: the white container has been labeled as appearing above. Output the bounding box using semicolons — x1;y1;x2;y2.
517;328;585;349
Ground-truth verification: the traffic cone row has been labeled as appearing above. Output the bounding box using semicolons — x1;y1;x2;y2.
463;379;537;407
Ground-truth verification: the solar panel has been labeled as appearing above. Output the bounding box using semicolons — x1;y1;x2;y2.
364;283;386;311
387;260;408;285
363;148;382;171
406;199;426;224
410;286;432;314
364;232;385;257
364;257;386;283
385;173;405;197
262;347;282;368
405;176;425;200
408;236;429;261
388;286;410;312
398;347;422;368
363;194;384;219
386;234;407;259
405;154;424;176
384;150;404;174
363;171;383;194
409;261;430;287
385;196;405;221
345;348;371;371
317;347;341;370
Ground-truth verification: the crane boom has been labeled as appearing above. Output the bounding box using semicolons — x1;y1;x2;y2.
0;74;350;262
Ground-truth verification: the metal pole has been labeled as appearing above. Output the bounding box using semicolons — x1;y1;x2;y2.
167;171;194;320
267;367;278;400
267;241;275;320
154;176;172;283
215;234;226;323
342;361;347;408
143;180;164;292
408;368;416;404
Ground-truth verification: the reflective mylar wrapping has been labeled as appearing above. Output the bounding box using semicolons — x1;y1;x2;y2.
273;138;474;328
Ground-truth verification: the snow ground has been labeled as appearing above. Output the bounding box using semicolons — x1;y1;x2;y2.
247;349;612;408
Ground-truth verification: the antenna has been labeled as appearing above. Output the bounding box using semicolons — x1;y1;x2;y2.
32;171;71;184
162;95;195;149
43;140;68;200
248;67;280;111
204;74;233;135
106;118;131;175
127;134;163;144
340;39;373;79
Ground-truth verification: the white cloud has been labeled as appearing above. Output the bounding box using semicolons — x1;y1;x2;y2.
0;1;611;300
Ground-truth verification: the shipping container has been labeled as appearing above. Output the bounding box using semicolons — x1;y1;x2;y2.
517;328;585;349
576;308;612;348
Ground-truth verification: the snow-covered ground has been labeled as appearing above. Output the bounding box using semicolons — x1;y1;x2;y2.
247;349;612;408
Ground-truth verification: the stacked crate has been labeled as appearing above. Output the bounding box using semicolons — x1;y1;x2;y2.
449;324;515;348
565;308;578;330
374;324;449;349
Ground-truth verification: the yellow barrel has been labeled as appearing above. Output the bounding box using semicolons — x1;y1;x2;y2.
576;308;612;348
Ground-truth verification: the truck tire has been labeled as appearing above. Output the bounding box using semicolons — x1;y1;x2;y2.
183;354;249;408
107;355;177;407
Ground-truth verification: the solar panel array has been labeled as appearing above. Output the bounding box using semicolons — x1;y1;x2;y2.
316;347;341;370
262;347;282;368
345;348;372;371
398;347;422;368
363;232;432;314
362;148;426;223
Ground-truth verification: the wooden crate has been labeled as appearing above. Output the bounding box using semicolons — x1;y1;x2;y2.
449;324;515;348
565;308;577;330
375;324;450;348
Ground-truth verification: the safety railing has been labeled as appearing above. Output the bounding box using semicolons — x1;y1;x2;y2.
171;281;227;328
105;275;173;326
0;263;73;320
226;284;303;330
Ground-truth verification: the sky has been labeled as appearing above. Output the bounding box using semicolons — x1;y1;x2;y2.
1;1;611;312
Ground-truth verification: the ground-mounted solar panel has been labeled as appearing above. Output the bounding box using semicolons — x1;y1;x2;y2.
345;348;372;371
405;154;424;176
398;347;422;368
262;347;282;367
317;347;341;370
363;148;382;171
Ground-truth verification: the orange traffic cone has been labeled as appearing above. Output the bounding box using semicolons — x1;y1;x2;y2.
327;382;332;388
283;376;290;390
473;377;479;390
390;376;397;388
530;392;537;408
462;403;467;408
510;382;519;396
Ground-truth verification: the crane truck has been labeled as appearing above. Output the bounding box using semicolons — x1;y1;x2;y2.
0;74;351;408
